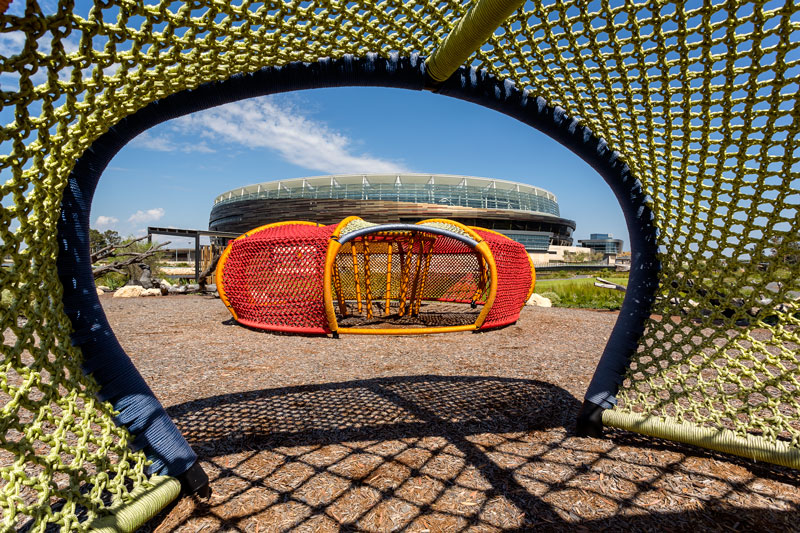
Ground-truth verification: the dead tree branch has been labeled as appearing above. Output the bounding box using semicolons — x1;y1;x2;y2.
91;234;149;263
92;240;170;279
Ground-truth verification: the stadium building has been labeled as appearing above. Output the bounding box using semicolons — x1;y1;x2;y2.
209;174;576;252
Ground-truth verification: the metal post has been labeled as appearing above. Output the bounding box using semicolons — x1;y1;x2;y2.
194;234;200;283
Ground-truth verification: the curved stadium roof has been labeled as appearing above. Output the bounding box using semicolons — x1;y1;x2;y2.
214;174;561;218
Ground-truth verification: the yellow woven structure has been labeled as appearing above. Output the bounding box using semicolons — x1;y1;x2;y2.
1;0;798;528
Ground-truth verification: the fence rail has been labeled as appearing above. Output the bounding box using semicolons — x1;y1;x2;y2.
532;262;616;271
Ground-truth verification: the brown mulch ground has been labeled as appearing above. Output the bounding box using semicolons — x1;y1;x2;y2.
97;295;800;532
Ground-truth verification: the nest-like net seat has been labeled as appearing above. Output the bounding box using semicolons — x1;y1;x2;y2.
217;218;534;334
1;0;798;529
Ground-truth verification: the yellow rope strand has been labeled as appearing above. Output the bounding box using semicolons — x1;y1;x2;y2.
362;238;374;319
398;235;417;317
332;258;347;317
408;238;425;317
385;242;393;316
350;241;362;315
414;239;435;316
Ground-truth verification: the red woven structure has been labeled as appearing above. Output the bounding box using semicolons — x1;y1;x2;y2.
473;229;533;329
218;222;336;334
217;218;533;335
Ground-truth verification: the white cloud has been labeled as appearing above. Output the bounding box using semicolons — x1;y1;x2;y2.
173;97;408;174
131;131;216;153
94;215;118;228
0;31;26;57
128;208;165;224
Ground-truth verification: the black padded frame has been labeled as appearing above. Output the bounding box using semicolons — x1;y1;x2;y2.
57;53;659;493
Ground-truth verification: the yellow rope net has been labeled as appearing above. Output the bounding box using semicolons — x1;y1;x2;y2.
1;0;798;528
471;1;800;464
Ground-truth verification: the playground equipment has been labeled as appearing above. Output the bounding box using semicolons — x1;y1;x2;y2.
216;218;535;335
1;0;798;529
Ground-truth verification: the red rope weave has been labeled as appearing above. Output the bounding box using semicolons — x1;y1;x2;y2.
221;223;336;333
474;229;532;329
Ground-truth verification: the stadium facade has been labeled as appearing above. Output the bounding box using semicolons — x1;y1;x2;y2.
209;174;576;251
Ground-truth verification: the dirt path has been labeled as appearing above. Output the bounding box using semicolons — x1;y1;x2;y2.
98;295;799;532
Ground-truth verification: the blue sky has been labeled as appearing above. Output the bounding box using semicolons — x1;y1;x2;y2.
95;87;630;250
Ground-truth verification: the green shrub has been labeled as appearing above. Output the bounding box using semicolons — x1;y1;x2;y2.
539;291;561;306
95;272;127;290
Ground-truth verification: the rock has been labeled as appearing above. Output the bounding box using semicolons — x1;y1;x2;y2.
526;293;552;307
96;288;105;296
113;286;161;298
139;264;153;288
97;285;111;292
159;279;171;295
113;285;147;298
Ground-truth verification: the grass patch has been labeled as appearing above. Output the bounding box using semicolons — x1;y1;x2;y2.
535;269;628;280
534;276;627;310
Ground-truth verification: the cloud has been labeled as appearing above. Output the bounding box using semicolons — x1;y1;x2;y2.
128;208;165;224
94;215;118;228
172;97;408;174
131;131;216;153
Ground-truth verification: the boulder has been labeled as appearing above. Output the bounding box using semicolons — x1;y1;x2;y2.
113;285;147;298
113;286;162;298
526;293;552;307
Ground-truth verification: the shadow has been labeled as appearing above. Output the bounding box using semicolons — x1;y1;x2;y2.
167;375;577;451
143;376;799;532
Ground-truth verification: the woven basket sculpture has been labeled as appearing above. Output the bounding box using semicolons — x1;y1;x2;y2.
1;0;798;529
216;218;535;334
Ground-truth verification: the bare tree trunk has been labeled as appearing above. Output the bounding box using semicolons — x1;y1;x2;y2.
198;253;221;292
92;240;170;279
91;234;149;263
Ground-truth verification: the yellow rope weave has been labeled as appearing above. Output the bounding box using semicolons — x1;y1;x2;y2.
467;1;800;454
1;1;799;528
362;238;374;319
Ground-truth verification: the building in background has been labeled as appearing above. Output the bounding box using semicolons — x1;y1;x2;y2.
209;174;577;252
578;233;624;255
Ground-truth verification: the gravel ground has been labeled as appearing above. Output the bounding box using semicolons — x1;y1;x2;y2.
97;295;800;532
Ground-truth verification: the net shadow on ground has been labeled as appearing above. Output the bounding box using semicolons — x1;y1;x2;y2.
150;375;799;531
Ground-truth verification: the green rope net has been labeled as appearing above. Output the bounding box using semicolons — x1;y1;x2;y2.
1;0;798;529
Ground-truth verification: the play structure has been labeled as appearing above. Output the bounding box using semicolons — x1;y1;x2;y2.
216;218;535;335
1;0;798;530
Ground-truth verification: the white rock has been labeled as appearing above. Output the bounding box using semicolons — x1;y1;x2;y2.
526;293;552;307
113;285;147;298
143;288;162;297
96;288;105;296
97;285;111;292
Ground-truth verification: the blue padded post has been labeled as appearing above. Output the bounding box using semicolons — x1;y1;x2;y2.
56;54;427;489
